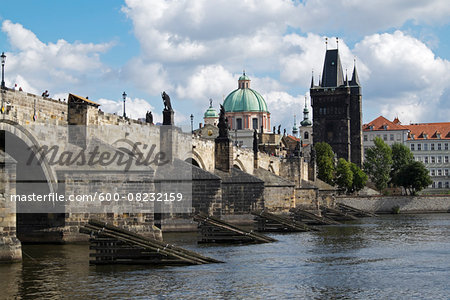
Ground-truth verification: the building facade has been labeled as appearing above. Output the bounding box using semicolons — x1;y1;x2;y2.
363;116;450;191
310;49;363;166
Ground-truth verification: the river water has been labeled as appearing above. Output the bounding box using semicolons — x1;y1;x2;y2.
0;214;449;299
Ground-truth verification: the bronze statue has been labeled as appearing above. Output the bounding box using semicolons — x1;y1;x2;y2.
161;91;173;111
145;111;153;124
217;104;229;138
277;125;281;135
283;128;286;136
253;129;258;154
273;126;276;133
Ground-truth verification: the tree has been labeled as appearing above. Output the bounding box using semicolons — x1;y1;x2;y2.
350;162;368;193
390;143;414;187
335;158;353;192
363;137;393;191
396;161;432;195
314;142;335;185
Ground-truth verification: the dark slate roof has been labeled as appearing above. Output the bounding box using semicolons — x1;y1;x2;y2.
156;158;219;181
254;168;294;187
321;49;344;87
214;168;264;184
349;64;360;86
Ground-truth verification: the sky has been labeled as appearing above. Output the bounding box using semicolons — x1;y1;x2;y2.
1;0;449;131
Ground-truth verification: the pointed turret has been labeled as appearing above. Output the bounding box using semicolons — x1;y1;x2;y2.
292;115;299;137
349;60;360;86
310;70;314;88
300;96;312;127
321;49;344;87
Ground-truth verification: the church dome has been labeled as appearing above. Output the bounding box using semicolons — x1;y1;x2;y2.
204;106;218;118
223;73;268;113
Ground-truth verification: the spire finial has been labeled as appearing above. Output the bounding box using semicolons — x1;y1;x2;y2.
336;37;339;49
325;37;328;50
243;69;245;76
304;95;307;108
209;98;213;107
310;69;314;88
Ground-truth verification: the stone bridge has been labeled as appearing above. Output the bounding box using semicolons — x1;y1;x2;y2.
0;88;311;262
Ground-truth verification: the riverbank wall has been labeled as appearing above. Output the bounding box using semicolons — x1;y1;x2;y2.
336;195;450;213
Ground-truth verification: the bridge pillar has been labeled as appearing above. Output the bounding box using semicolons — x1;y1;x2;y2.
215;137;233;172
0;150;22;262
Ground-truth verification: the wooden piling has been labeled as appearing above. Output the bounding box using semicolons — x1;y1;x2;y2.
251;210;319;232
290;208;342;225
193;213;277;244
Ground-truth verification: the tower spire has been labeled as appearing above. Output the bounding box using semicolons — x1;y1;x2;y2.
350;57;360;86
310;69;314;88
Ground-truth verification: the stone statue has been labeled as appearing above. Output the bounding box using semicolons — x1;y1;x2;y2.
253;129;258;154
273;126;276;133
283;128;286;136
161;91;173;111
217;104;229;138
145;111;153;124
277;125;281;135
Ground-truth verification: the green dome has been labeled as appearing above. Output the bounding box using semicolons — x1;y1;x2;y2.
204;106;218;118
239;74;250;81
223;88;268;112
301;118;312;126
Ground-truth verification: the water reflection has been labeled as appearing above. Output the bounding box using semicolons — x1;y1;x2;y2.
0;214;449;299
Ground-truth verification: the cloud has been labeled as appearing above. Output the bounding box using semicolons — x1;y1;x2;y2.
97;97;157;121
354;30;450;123
1;20;114;93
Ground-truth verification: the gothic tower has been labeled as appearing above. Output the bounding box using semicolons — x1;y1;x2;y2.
310;48;363;166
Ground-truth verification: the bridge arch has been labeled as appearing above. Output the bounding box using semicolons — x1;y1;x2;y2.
0;120;57;193
233;158;246;173
182;150;206;170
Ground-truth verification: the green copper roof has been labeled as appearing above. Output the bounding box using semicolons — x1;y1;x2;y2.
204;106;218;118
301;118;312;126
239;74;250;81
223;88;268;112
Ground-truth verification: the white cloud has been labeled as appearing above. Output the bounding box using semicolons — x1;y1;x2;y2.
1;20;114;93
97;97;158;121
354;31;450;123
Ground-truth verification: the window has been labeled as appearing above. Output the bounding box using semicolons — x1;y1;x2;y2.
445;182;449;189
445;156;449;163
396;133;401;141
437;169;442;176
390;134;394;141
445;143;448;150
424;156;429;163
410;144;415;151
370;134;374;141
252;118;258;130
424;143;428;151
438;182;442;188
445;169;449;176
438;143;442;150
438;156;442;163
383;134;387;141
431;156;435;163
304;131;309;139
431;169;435;176
236;118;242;130
364;135;368;142
417;143;422;151
431;143;435;151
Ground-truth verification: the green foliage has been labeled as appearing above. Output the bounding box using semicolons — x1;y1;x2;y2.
350;162;368;193
315;142;335;185
335;158;353;192
390;143;414;187
396;161;432;195
363;137;393;191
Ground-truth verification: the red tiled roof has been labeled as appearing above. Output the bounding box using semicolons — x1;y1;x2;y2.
286;135;300;142
363;116;409;132
407;122;450;140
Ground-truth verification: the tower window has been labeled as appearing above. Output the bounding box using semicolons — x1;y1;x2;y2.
236;118;242;130
305;131;309;139
252;118;258;130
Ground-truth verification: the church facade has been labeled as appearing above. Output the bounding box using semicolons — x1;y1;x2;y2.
310;48;363;166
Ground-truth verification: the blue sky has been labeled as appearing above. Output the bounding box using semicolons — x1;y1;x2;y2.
1;0;449;130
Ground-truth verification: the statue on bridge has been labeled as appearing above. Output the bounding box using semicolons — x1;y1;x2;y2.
145;111;153;124
277;125;281;135
253;129;258;155
161;91;173;112
217;104;229;138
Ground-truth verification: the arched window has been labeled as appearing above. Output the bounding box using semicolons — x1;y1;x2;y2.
304;131;309;139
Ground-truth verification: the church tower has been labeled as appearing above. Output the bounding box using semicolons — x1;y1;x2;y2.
310;47;363;166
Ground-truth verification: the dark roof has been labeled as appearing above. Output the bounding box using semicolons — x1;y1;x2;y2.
321;49;344;87
349;64;360;86
254;168;294;187
214;168;264;184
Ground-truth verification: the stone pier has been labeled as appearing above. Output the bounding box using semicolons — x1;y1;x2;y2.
0;151;22;262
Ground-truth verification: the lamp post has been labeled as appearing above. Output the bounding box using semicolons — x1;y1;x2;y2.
190;114;194;133
234;129;238;147
1;52;6;89
122;91;127;118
